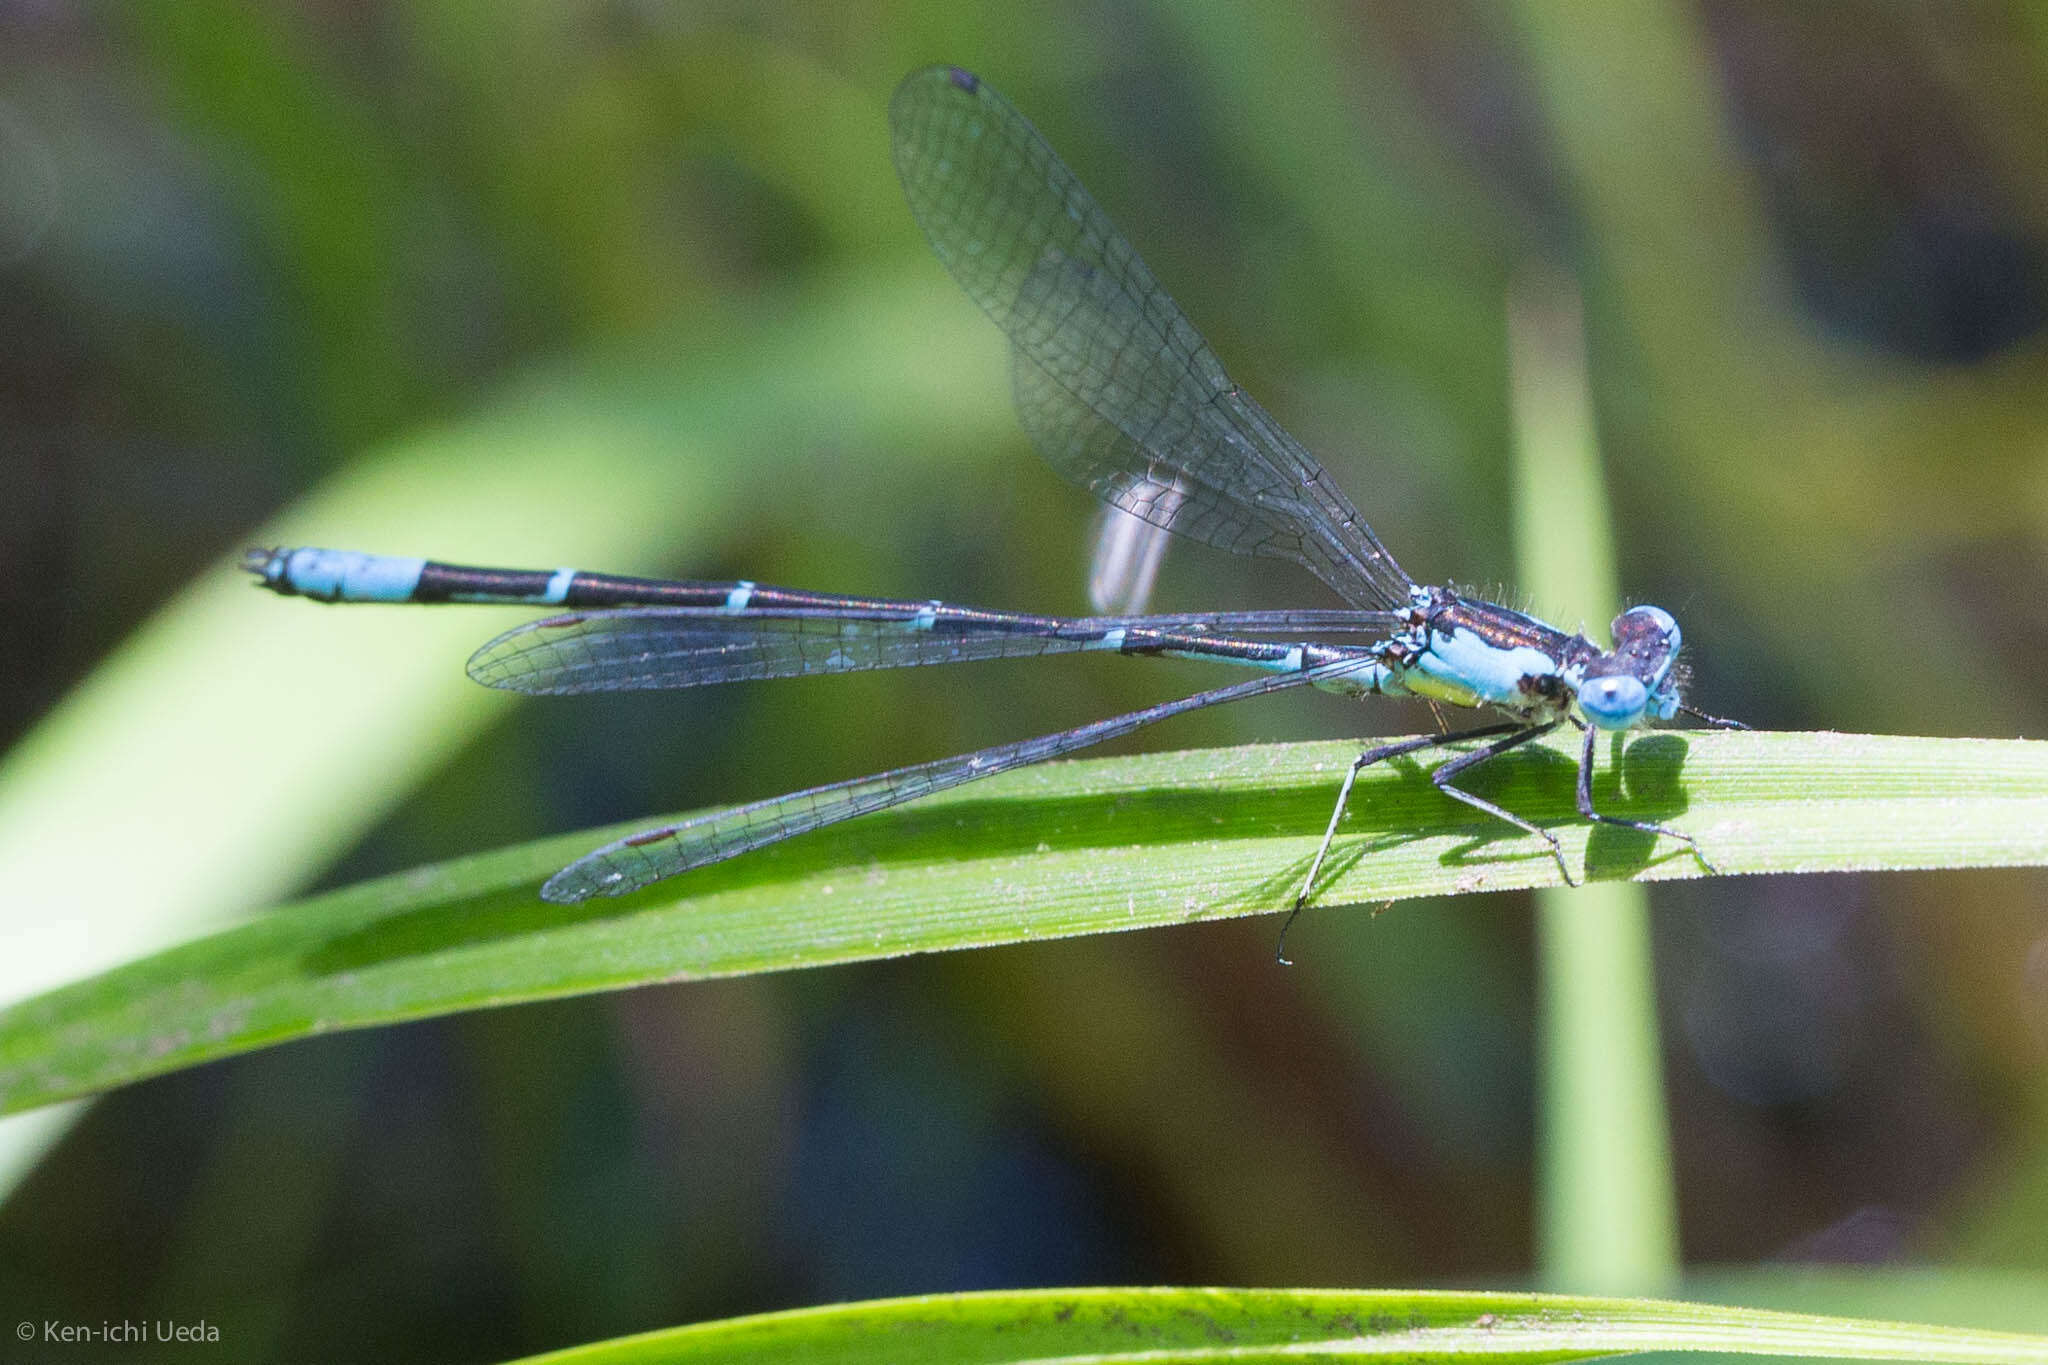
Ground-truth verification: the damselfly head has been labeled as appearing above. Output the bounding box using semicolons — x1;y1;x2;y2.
1578;605;1684;730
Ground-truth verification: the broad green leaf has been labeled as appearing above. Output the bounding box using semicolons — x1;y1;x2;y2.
2;730;2045;1115
501;1286;2048;1365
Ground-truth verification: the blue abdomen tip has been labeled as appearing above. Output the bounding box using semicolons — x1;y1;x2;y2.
948;67;979;91
279;547;427;602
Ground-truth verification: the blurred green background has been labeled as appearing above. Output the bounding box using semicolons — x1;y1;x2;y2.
5;1;2048;1361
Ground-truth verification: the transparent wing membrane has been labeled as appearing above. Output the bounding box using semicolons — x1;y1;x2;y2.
471;608;1128;694
541;667;1340;901
890;66;1415;610
465;602;1398;696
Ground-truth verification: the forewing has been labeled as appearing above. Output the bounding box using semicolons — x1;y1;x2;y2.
467;607;1120;695
466;604;1397;695
890;65;1415;609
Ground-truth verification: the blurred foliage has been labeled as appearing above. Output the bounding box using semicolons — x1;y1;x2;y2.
3;1;2048;1362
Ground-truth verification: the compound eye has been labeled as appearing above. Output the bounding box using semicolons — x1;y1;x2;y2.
1610;606;1681;682
1612;604;1678;642
1580;674;1648;730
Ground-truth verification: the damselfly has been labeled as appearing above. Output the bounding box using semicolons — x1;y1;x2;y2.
246;66;1733;914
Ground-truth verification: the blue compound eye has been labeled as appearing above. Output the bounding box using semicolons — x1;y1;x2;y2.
1580;674;1648;730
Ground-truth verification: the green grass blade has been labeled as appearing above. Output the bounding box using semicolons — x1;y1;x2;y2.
500;1287;2048;1365
3;728;2046;1115
1507;267;1678;1292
